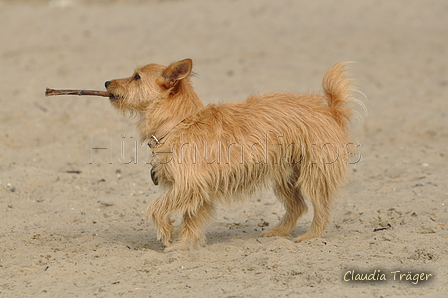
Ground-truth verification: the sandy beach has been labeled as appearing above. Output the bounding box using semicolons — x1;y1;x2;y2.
1;0;447;297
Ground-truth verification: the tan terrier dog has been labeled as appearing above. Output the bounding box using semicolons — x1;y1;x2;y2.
105;59;359;251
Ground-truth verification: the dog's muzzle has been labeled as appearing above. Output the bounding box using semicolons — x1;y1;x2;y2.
104;81;119;101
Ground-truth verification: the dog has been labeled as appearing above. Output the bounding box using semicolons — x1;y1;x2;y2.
105;59;359;251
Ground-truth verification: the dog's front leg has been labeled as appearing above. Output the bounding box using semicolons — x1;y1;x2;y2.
165;200;215;252
146;194;174;248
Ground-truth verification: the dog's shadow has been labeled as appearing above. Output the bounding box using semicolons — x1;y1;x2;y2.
98;221;308;252
206;225;308;246
206;226;262;245
98;228;165;252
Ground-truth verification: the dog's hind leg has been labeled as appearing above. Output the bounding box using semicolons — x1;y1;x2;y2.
294;198;331;242
294;179;333;242
263;176;308;238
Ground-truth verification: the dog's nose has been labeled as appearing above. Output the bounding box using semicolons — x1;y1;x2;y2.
105;81;111;88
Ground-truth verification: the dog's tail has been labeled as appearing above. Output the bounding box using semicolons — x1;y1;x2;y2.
322;62;356;127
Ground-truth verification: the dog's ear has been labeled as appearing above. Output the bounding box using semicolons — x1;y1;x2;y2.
157;59;193;90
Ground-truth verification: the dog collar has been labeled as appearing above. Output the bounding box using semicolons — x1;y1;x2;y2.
147;118;185;148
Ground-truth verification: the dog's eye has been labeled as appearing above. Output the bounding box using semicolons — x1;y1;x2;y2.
134;74;141;80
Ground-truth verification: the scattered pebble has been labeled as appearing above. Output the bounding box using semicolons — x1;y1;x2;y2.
66;170;81;174
98;201;115;207
257;220;269;227
5;183;16;192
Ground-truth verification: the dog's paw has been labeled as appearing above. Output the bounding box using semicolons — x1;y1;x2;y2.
164;246;185;253
164;242;192;253
164;237;206;252
263;229;290;238
294;233;319;243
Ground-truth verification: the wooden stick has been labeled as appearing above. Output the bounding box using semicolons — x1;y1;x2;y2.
45;88;111;97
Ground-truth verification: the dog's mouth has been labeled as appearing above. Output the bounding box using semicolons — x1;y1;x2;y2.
109;94;121;101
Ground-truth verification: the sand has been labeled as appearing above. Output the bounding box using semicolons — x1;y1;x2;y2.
1;0;447;297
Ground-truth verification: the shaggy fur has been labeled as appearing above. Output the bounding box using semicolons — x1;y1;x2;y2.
105;59;357;251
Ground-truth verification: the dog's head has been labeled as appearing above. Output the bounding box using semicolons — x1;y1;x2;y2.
105;59;193;113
